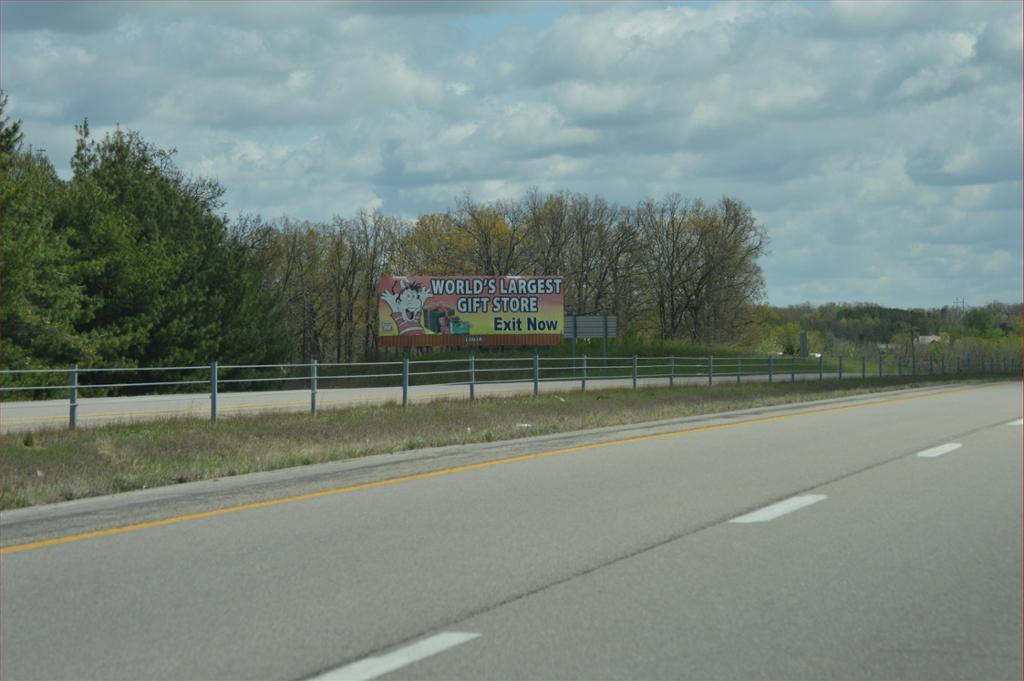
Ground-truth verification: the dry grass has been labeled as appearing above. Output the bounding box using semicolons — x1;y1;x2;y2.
0;375;1008;509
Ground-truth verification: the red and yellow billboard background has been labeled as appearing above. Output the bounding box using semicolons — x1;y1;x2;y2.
378;275;564;347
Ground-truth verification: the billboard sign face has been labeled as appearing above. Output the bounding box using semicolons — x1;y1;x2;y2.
378;275;564;347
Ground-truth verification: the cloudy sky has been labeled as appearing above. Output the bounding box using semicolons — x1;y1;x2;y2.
2;0;1021;308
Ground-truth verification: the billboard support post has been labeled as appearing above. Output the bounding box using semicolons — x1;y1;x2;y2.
469;355;475;400
632;355;638;390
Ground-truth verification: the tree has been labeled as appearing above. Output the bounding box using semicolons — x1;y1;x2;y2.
451;194;526;276
53;121;290;366
634;195;767;342
0;91;23;156
963;308;998;339
690;197;768;343
395;212;474;274
0;147;89;368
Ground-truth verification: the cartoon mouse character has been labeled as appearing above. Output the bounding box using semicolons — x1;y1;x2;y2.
380;278;432;335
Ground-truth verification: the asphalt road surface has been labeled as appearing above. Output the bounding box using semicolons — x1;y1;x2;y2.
4;370;877;433
1;382;1020;680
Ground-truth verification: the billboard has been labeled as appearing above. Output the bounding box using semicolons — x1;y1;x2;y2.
378;275;564;347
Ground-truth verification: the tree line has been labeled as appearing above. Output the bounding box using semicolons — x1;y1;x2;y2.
1;108;769;369
758;301;1022;365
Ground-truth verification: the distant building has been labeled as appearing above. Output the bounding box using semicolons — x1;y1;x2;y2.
916;335;942;345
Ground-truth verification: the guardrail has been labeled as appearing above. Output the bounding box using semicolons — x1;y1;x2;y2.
1;353;1020;431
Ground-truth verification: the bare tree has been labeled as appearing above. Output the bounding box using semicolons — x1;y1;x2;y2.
451;194;527;275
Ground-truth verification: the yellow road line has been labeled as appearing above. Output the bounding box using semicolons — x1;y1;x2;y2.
0;384;985;556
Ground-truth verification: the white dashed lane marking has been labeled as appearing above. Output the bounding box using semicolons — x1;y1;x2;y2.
307;632;480;681
916;443;963;458
729;494;827;524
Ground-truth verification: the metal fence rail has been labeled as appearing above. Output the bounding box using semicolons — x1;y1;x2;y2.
1;352;1020;431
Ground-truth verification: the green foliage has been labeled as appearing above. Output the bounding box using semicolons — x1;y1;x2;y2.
0;148;90;368
753;300;1021;367
0;94;87;370
1;120;291;373
0;91;23;156
963;308;998;339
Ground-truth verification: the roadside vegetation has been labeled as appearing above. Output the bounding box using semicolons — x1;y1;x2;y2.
1;374;1011;510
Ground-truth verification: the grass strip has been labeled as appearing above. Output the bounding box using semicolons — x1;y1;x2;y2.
0;374;1012;510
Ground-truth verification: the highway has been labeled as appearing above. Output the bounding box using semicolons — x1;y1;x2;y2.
3;370;903;433
1;382;1020;680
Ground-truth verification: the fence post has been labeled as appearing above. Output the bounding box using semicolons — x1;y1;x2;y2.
69;362;78;431
669;355;675;387
469;354;475;401
929;356;933;375
956;356;960;373
210;361;218;423
861;356;866;379
311;359;318;415
402;353;409;407
768;354;773;383
582;355;587;391
818;355;823;381
533;354;539;397
838;356;843;380
897;357;902;376
708;356;713;385
941;356;945;374
879;356;883;377
790;355;795;383
632;355;638;390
